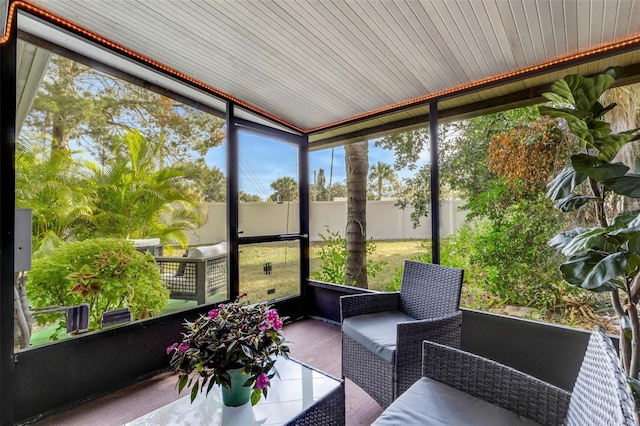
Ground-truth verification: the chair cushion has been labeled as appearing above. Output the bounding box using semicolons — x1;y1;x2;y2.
342;311;414;363
372;377;541;426
188;242;227;258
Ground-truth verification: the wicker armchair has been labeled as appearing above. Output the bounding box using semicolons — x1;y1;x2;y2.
373;326;638;425
340;260;464;408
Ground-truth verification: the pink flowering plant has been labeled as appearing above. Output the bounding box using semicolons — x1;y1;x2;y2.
167;294;289;405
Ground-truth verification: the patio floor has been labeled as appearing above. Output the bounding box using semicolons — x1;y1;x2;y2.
33;318;383;425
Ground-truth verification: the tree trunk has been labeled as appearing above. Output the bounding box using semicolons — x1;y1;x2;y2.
14;272;32;349
345;141;368;288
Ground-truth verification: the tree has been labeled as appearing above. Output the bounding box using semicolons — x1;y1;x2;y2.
269;176;298;202
315;168;329;201
376;107;541;228
239;192;262;202
201;164;226;202
368;161;398;200
542;68;640;379
328;182;347;200
85;130;208;247
24;55;225;163
345;141;369;288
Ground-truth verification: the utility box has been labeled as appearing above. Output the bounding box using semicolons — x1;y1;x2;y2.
15;208;32;272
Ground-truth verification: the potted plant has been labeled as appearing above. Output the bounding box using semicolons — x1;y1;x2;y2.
541;67;640;382
166;294;290;406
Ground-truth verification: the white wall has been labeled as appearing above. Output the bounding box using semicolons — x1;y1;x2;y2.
189;200;468;244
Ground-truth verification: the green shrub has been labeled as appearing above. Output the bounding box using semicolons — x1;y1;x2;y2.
468;197;576;310
311;226;385;285
27;238;170;338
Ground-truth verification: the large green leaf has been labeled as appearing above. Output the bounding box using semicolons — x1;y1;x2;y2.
562;228;607;256
602;174;640;197
611;210;640;229
559;250;620;291
546;76;579;104
549;228;589;250
546;167;587;201
590;101;617;119
592;130;640;161
605;226;640;246
554;194;597;212
574;73;616;113
582;252;628;291
571;154;629;181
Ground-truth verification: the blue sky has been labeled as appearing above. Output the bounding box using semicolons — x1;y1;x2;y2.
205;132;428;197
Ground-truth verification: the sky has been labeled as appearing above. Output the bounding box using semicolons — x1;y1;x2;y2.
205;132;429;198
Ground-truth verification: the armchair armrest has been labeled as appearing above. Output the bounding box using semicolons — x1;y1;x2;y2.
340;292;400;321
394;311;462;396
422;340;571;426
397;311;462;349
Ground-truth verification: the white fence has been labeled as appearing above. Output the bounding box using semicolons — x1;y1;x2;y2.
189;200;468;244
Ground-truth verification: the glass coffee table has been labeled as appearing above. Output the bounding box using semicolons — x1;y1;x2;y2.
126;357;344;425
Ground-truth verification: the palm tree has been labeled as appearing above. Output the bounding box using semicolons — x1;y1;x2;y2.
16;138;93;255
345;141;368;288
368;161;397;200
269;176;298;201
86;130;207;246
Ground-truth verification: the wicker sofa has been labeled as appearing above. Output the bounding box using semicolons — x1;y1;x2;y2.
155;243;227;304
372;326;638;426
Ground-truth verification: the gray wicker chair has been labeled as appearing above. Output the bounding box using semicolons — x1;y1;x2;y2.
373;326;638;426
340;260;464;408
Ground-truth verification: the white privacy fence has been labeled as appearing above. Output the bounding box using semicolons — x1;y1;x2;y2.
190;200;468;244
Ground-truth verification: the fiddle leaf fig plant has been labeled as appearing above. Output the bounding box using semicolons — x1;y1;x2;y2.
541;67;640;379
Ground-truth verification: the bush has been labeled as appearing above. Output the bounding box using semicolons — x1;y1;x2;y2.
468;197;577;310
311;226;385;285
27;238;170;338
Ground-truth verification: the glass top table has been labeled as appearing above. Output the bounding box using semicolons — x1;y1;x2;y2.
126;357;344;425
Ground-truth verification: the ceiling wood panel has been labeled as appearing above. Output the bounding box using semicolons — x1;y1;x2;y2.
17;0;640;142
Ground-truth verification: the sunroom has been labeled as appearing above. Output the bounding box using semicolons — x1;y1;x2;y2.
3;1;640;425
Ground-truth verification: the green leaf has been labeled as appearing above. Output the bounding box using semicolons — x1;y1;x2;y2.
575;73;616;112
571;154;629;181
611;210;640;230
592;131;640;162
560;250;607;285
549;228;589;250
562;228;607;256
554;194;597;212
629;235;640;254
190;380;199;402
546;167;587;201
177;374;188;394
590;101;617;119
628;376;640;395
251;387;261;406
605;226;640;246
582;252;628;291
602;174;640;197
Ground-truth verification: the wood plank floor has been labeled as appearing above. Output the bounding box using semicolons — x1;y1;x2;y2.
34;318;383;425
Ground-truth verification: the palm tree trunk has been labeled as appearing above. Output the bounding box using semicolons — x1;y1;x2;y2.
345;141;368;288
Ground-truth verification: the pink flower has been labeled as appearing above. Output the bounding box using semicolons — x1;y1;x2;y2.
166;343;178;354
256;373;269;389
260;323;269;330
208;309;220;320
266;309;279;323
272;319;283;331
177;342;189;353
